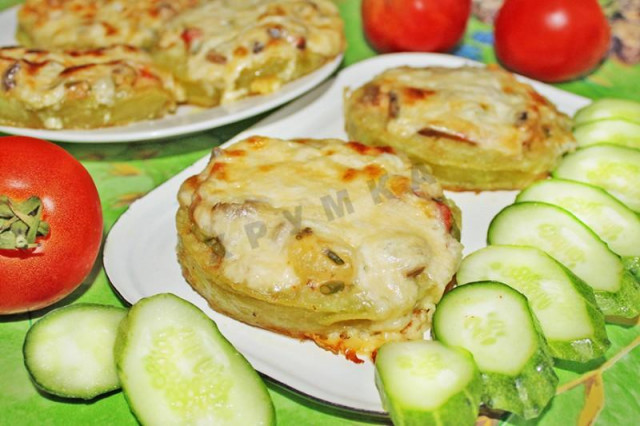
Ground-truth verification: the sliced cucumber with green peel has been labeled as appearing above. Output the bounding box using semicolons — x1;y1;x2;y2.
432;281;557;419
573;98;640;126
375;340;481;426
517;178;640;280
115;293;275;426
456;245;609;362
23;304;127;400
553;144;640;212
573;120;640;149
487;202;640;317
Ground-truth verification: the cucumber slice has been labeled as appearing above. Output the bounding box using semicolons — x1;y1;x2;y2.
517;178;640;279
375;340;481;426
432;281;557;419
115;293;275;426
573;98;640;126
23;304;127;400
487;202;640;317
573;120;640;149
553;144;640;212
456;245;609;362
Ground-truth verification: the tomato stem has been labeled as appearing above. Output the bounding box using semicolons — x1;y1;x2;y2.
0;195;49;250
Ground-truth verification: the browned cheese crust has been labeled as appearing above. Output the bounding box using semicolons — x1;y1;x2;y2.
17;0;202;49
151;0;345;106
176;136;462;361
344;66;576;191
0;45;183;129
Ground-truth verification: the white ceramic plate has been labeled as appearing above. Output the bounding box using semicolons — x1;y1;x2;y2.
103;53;590;416
0;6;343;143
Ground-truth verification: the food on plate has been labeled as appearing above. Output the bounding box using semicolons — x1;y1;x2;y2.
151;0;345;107
0;45;183;129
517;179;640;280
115;293;275;425
573;98;640;149
23;304;127;399
375;340;481;426
343;65;576;191
432;281;558;420
16;0;202;49
494;0;611;83
456;245;609;362
0;137;103;314
574;120;640;149
361;0;471;53
176;136;462;360
488;202;640;318
574;98;640;126
553;144;640;212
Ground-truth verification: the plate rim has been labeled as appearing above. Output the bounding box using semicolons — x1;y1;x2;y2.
103;51;591;417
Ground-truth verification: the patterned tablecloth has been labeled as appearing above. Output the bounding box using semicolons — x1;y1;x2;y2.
0;1;638;425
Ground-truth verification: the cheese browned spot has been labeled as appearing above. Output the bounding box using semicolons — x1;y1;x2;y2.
176;136;462;360
344;65;576;191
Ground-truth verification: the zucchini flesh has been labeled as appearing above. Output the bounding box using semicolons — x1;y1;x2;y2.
553;144;640;212
115;293;275;426
488;201;640;317
573;119;640;149
23;304;127;400
517;178;640;281
375;340;481;426
432;281;557;419
517;179;640;258
573;98;640;126
456;245;609;362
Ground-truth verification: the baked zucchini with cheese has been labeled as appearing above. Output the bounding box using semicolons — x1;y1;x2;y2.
0;45;183;129
152;0;345;107
176;136;462;361
344;66;576;191
17;0;201;49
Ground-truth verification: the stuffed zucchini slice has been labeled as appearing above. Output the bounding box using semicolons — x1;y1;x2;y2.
517;178;640;280
375;340;482;426
115;293;275;426
23;304;127;400
456;245;609;362
553;144;640;213
0;46;183;129
488;202;640;318
151;0;345;107
432;281;558;420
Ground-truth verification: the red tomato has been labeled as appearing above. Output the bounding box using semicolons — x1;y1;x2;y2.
362;0;472;53
0;137;103;314
494;0;611;83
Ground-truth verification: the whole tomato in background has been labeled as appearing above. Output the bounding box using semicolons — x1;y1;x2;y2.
0;137;103;314
494;0;611;83
362;0;472;53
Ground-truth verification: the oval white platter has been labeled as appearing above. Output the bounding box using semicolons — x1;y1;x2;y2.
0;6;343;143
103;52;590;416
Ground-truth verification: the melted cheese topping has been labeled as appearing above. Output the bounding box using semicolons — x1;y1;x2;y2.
0;46;183;116
17;0;201;49
153;0;344;103
178;137;462;316
352;66;572;157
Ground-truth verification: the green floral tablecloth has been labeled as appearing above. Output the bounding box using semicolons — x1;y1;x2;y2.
0;1;638;425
